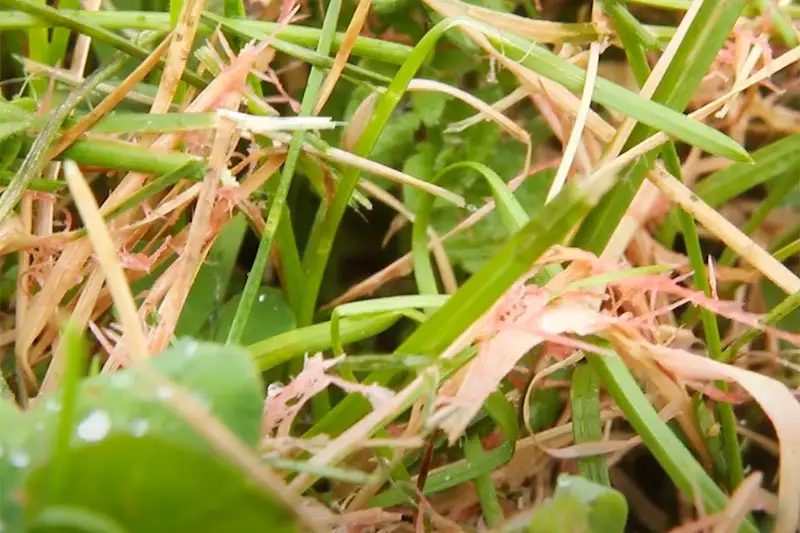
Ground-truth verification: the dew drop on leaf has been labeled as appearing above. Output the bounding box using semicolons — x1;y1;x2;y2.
130;419;149;437
76;410;112;443
9;450;29;468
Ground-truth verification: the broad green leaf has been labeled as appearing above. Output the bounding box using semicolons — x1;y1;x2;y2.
436;170;551;273
0;400;28;531
0;133;23;171
27;341;264;455
0;342;265;533
26;435;298;533
0;122;30;143
528;475;628;533
176;214;248;338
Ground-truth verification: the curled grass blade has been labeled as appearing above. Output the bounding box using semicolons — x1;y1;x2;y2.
330;295;449;355
588;347;757;533
412;161;527;296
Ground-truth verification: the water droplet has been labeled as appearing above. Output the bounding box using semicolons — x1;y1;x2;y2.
258;294;266;303
45;399;61;413
267;382;284;398
109;372;133;389
466;204;478;212
9;450;29;468
184;341;199;357
155;386;173;401
130;419;149;437
76;410;111;443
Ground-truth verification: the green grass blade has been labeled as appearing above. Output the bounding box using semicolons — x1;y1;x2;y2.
465;435;504;526
2;10;413;66
0;53;126;224
202;12;393;86
226;0;344;342
601;0;661;52
47;322;86;504
202;12;411;65
413;161;527;295
0;0;207;88
25;0;50;98
478;15;749;163
678;207;743;490
331;296;449;354
660;132;800;246
694;132;800;207
718;173;799;267
723;290;800;359
570;364;610;486
752;0;798;47
46;137;202;177
248;313;401;372
370;390;517;508
572;0;747;253
305;170;615;439
101;161;205;222
297;18;459;326
587;349;757;533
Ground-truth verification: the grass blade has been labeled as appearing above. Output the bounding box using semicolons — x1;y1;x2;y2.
226;0;344;342
570;363;610;486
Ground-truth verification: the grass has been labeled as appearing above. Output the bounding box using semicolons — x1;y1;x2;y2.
1;0;799;531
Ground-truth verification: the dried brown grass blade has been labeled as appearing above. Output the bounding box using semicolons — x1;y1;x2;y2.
648;165;800;295
546;41;600;202
629;339;800;533
47;34;174;161
151;0;206;114
146;121;236;353
314;0;371;114
424;0;602;44
63;160;148;363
